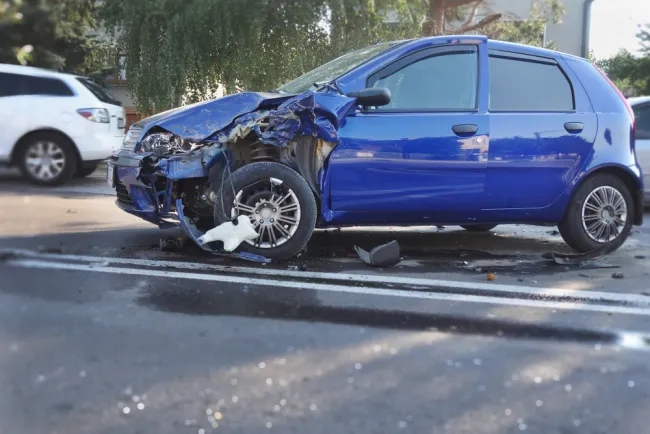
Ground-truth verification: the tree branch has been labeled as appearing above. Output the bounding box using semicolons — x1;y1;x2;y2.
459;12;502;33
445;0;482;9
460;1;481;29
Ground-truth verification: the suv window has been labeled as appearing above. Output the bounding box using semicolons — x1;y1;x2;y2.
634;104;650;140
489;55;574;112
369;47;478;111
0;72;73;97
76;77;121;106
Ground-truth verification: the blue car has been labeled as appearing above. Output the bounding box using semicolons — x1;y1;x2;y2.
110;36;643;260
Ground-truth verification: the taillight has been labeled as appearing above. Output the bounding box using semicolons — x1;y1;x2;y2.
77;108;110;123
595;65;636;134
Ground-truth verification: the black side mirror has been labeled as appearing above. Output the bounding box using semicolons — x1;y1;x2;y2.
346;87;391;107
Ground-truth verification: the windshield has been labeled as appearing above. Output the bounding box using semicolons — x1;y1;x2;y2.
276;41;404;94
76;77;122;106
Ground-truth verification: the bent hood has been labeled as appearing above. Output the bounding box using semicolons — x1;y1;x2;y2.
134;92;293;142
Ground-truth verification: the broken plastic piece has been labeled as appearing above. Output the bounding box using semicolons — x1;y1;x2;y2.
354;240;401;267
159;236;186;252
175;199;271;263
542;244;611;265
197;216;259;252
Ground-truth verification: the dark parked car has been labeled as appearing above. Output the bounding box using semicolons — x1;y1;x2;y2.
109;36;643;260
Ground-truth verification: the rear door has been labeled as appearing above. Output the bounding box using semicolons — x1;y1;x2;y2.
485;50;597;209
631;102;650;197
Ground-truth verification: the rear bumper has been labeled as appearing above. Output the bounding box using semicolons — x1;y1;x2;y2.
75;132;124;161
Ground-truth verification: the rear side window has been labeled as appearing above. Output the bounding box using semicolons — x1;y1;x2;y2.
76;77;121;106
489;55;574;112
634;105;650;140
0;72;73;97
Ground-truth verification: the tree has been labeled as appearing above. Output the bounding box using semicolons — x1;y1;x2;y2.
595;49;650;97
102;0;566;113
638;23;650;55
0;0;110;75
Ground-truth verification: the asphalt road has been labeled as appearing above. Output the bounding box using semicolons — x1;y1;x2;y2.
2;168;650;434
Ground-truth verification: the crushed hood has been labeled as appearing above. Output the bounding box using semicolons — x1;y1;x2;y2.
134;92;293;142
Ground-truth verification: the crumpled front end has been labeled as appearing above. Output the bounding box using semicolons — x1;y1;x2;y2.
111;89;356;236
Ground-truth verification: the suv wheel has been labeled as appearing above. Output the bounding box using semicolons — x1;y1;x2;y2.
213;162;317;261
558;173;633;253
17;133;77;186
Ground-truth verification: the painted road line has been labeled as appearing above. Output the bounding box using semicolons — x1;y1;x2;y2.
2;248;649;306
8;258;650;317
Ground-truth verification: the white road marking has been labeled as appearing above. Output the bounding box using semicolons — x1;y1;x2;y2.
2;248;649;306
8;258;650;317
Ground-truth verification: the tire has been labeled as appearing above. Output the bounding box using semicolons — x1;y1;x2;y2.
213;162;317;261
461;224;498;232
16;132;77;186
74;164;98;178
558;173;633;253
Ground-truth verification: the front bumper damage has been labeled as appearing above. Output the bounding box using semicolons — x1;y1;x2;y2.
111;89;357;259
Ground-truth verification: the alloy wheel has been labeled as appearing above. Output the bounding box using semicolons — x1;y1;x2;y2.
24;141;66;181
581;185;627;243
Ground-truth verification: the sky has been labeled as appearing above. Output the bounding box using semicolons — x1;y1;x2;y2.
590;0;650;58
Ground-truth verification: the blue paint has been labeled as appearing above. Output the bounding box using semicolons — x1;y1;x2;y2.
113;35;643;241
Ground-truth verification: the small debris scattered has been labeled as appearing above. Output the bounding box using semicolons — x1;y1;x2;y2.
66;209;77;214
543;244;611;266
548;230;560;236
579;273;590;278
354;241;401;267
158;237;186;252
37;245;65;254
487;273;496;281
612;272;625;279
287;264;307;271
635;255;646;260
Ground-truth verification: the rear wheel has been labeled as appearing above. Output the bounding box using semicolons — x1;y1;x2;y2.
461;224;497;232
74;164;98;178
213;162;317;261
17;133;77;186
558;173;633;253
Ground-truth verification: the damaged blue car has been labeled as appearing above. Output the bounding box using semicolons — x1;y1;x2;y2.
110;36;643;260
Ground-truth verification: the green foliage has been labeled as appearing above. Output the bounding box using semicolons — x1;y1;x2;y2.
595;49;650;97
638;23;650;55
0;0;110;76
486;0;564;48
102;0;567;112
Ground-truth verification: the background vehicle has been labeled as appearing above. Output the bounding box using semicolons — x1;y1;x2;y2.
111;36;643;260
0;64;125;185
629;96;650;202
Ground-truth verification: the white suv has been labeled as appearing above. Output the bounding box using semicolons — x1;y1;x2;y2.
629;96;650;201
0;64;125;185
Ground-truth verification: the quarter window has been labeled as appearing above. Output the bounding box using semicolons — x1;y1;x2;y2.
489;55;574;112
368;48;478;111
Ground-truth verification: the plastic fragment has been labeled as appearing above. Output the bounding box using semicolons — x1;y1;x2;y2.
354;241;401;267
197;216;258;252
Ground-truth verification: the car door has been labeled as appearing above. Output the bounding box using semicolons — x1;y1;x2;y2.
0;72;29;162
485;50;597;210
326;42;490;223
631;102;650;198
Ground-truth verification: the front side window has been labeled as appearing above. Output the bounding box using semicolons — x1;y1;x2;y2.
0;73;28;97
634;105;650;140
368;47;478;111
489;55;574;112
0;73;73;97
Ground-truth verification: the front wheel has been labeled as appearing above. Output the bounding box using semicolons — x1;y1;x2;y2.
213;162;317;261
558;173;633;253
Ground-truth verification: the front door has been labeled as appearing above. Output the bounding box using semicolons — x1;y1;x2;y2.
326;42;490;224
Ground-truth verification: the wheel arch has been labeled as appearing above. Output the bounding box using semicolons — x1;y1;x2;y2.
10;128;81;166
570;164;643;225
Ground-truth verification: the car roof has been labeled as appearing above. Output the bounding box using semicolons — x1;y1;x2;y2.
0;63;82;80
628;96;650;106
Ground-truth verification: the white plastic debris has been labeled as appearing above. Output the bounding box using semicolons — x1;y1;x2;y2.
197;216;258;252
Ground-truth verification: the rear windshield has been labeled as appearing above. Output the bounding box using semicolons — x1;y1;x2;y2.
76;78;122;106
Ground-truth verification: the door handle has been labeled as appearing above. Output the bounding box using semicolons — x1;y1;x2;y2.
564;122;584;133
452;124;478;136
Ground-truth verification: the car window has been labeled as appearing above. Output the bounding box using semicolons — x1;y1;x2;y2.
489;55;574;112
76;77;122;106
633;105;650;140
0;72;73;97
368;48;478;111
